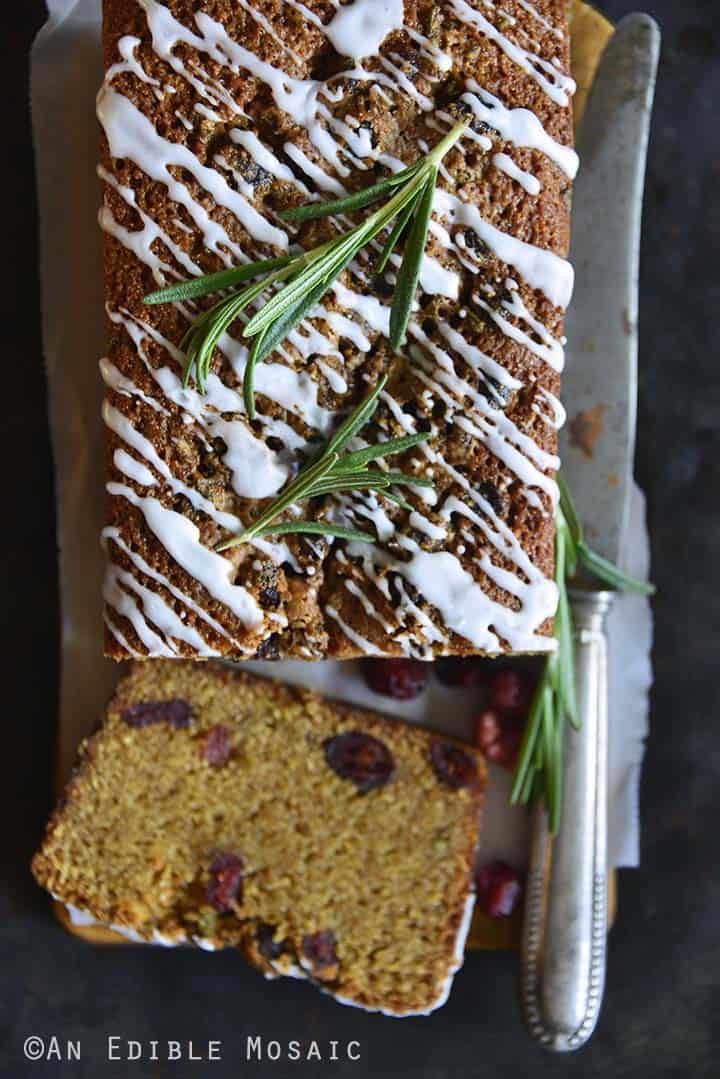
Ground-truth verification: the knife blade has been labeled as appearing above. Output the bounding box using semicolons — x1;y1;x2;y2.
521;13;660;1053
560;12;660;563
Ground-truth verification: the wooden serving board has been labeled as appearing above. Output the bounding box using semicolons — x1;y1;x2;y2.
54;1;614;953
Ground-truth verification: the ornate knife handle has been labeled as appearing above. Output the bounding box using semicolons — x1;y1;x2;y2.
521;589;613;1052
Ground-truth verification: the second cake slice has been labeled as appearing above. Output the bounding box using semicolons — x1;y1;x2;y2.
33;662;485;1016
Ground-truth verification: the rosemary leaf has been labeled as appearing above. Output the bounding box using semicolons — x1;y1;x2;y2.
375;490;414;512
558;473;584;543
336;432;430;471
325;376;387;455
375;197;418;274
577;541;656;596
242;275;331;417
183;276;273;389
242;328;268;421
216;378;432;552
510;474;656;832
248;520;373;542
278;163;422;223
389;167;438;349
143;255;293;305
243;230;360;337
144;119;470;415
359;469;433;488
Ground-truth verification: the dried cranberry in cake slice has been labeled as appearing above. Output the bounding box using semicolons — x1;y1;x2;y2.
430;743;480;790
323;731;395;792
300;931;339;980
32;661;486;1016
205;853;244;913
200;725;233;767
122;699;192;729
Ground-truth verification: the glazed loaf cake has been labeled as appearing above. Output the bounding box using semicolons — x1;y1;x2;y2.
98;0;577;660
33;662;485;1015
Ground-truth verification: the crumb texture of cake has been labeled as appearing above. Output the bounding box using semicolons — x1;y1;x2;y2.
98;0;576;661
33;662;486;1015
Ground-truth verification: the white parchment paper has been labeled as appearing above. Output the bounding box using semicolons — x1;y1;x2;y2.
31;0;652;870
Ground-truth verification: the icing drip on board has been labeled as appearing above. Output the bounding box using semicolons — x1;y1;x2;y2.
97;0;575;656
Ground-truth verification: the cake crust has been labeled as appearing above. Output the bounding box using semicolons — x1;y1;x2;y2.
33;662;486;1015
99;1;576;660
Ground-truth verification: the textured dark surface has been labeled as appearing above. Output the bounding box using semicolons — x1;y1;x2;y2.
1;1;718;1076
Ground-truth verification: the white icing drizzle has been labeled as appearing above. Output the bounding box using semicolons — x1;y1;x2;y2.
460;81;578;178
107;35;161;90
107;482;263;633
103;562;176;656
325;604;383;655
493;151;540;195
322;0;405;62
113;448;157;487
95;0;574;655
474;280;565;371
97;87;286;252
100;357;169;414
534;386;566;429
104;613;142;658
515;0;563;41
449;0;576;107
434;186;574;310
344;578;395;634
105;561;214;655
105;527;244;649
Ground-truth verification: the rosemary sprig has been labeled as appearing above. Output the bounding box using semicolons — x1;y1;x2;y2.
216;375;431;551
510;476;655;832
143;119;469;418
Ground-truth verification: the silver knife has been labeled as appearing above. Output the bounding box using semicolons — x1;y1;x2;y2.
520;12;660;1052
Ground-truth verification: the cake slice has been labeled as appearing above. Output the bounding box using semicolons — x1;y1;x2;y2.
99;0;576;661
33;662;485;1015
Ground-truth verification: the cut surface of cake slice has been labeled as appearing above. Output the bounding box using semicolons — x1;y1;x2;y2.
100;0;576;661
33;661;486;1015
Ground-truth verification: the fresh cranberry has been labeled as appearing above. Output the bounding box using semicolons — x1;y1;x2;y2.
487;668;536;720
364;659;428;700
476;861;523;918
473;708;523;771
434;656;489;688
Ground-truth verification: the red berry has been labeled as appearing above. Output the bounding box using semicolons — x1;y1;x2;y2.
474;708;523;771
201;725;233;767
429;743;479;790
364;659;428;700
476;861;523;918
487;668;536;720
206;853;244;912
434;656;489;688
323;731;395;792
301;930;338;972
474;707;501;746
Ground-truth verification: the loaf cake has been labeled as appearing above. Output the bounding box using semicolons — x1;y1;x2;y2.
98;0;577;660
33;661;485;1015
